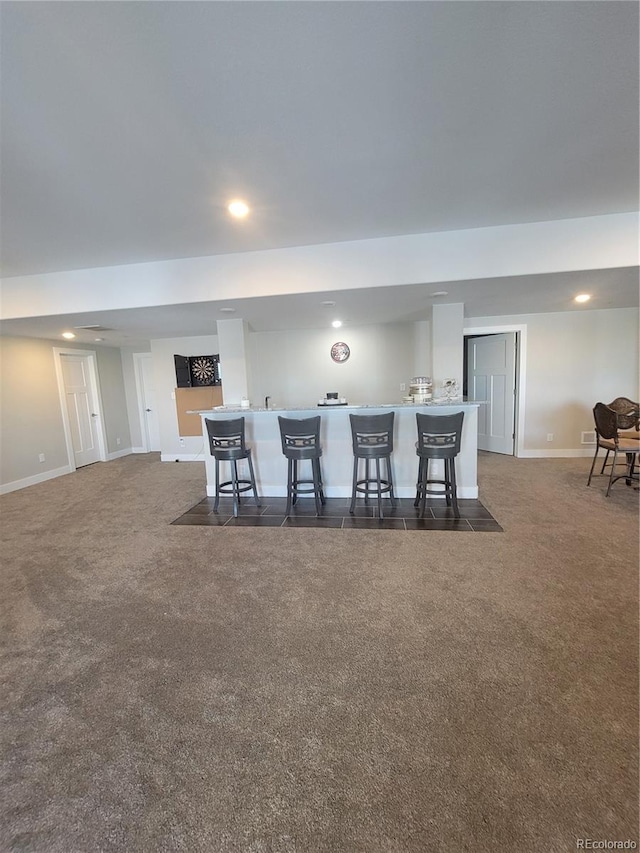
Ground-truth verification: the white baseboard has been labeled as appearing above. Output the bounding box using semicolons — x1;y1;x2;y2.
0;465;73;495
106;447;133;461
161;454;206;463
131;446;147;454
518;449;595;458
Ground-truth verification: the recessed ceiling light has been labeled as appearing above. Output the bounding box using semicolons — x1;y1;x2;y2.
332;320;342;328
227;199;250;219
94;337;105;342
62;331;76;339
219;307;236;313
574;293;591;303
431;291;449;297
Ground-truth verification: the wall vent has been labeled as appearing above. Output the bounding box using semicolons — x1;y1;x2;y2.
581;431;596;445
74;325;114;332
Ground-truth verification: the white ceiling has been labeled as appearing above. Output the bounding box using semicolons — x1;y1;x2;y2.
1;1;638;344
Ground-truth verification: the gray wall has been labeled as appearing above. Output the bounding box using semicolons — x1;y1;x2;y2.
466;307;639;452
95;346;132;453
249;322;418;410
149;335;219;460
1;305;638;491
0;337;131;490
120;345;151;451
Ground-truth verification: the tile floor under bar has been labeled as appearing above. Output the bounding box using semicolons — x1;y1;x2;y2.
172;496;503;531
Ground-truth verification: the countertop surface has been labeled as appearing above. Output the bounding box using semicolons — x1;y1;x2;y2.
191;399;480;414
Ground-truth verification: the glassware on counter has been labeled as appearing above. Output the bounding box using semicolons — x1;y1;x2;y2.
409;376;433;403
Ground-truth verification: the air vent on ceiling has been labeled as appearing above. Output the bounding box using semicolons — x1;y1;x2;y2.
73;325;114;332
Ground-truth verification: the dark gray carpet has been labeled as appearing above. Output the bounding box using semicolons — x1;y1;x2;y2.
1;452;638;852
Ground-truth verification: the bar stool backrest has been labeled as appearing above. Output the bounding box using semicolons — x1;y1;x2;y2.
205;417;248;460
278;416;322;459
349;412;395;458
416;411;464;458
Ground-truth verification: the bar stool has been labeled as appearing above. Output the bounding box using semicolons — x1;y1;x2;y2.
414;411;464;518
349;412;396;519
278;415;326;516
205;417;260;517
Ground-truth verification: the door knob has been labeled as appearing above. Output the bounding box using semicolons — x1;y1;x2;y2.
91;413;98;418
145;408;152;412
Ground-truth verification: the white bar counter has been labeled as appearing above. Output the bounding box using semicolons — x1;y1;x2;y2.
196;401;480;500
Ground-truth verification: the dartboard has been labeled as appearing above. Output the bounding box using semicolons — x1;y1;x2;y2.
190;355;217;385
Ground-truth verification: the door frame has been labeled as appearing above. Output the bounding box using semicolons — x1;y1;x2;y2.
53;348;107;472
133;351;155;452
463;323;527;458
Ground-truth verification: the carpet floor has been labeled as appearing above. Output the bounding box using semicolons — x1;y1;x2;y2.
1;451;638;852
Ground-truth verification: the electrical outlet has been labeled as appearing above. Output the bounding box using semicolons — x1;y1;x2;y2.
116;437;121;446
179;438;185;447
400;383;406;391
546;433;554;442
38;453;45;463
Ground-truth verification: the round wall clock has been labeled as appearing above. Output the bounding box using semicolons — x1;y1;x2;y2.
330;342;350;363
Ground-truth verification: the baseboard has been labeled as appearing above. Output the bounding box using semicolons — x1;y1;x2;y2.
518;449;595;458
131;446;147;454
106;447;133;460
161;454;206;463
0;465;73;495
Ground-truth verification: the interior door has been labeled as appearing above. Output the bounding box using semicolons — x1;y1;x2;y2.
139;354;161;451
60;354;102;467
466;333;517;454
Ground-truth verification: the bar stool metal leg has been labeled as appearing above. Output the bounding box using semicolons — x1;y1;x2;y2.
247;453;260;507
285;458;294;515
214;458;221;512
230;459;240;517
350;458;359;514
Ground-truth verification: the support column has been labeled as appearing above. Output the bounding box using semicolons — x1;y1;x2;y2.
413;320;431;377
431;303;464;396
217;318;251;406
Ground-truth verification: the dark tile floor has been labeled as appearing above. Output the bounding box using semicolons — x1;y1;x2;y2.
172;496;503;531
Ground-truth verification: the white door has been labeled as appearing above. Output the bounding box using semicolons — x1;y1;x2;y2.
137;354;161;452
60;354;103;467
466;333;517;455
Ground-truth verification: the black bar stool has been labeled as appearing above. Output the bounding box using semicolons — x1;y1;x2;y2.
414;411;464;518
349;412;396;519
205;417;260;517
278;415;326;516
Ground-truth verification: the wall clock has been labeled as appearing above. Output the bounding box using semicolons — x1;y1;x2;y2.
330;342;350;363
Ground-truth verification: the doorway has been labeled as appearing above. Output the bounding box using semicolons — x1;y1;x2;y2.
134;353;161;452
53;349;107;470
464;324;527;457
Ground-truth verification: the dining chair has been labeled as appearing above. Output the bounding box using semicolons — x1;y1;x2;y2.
587;402;639;496
607;397;640;439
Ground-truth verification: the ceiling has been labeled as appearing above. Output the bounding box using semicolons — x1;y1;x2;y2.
0;1;638;344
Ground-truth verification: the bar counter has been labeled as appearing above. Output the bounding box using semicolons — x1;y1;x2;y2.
196;401;480;499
